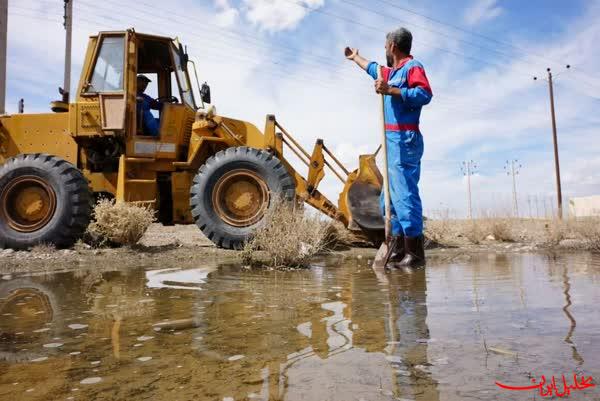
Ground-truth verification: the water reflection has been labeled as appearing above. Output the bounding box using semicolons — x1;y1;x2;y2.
0;251;599;401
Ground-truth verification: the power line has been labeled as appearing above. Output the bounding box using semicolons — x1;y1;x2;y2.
77;0;356;76
8;10;61;23
23;0;530;111
280;0;532;76
9;11;369;105
338;0;548;70
71;1;501;114
369;0;600;83
67;3;364;96
555;76;600;101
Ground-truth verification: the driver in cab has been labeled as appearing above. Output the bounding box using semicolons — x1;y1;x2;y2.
137;75;162;137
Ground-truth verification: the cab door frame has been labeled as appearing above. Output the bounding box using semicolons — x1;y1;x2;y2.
77;30;135;135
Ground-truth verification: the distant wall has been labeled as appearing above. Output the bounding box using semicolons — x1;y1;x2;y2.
569;195;600;217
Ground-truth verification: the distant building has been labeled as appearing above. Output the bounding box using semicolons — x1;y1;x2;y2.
569;195;600;217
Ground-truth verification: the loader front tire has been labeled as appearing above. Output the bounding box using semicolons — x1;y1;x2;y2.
0;154;92;249
190;147;295;250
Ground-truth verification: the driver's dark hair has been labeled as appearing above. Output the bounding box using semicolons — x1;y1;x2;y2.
386;27;412;54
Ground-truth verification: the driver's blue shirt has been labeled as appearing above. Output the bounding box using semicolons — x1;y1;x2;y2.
138;93;162;136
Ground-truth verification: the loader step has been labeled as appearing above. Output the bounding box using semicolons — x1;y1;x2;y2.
125;179;156;184
125;157;156;163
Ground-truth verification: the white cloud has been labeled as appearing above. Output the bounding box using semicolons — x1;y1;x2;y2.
463;0;503;26
214;0;239;28
242;0;324;32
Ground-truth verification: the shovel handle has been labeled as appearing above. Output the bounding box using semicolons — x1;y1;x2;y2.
378;66;391;239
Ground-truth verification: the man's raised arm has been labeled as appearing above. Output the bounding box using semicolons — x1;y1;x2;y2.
345;47;370;71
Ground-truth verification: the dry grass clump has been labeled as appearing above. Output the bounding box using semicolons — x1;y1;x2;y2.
241;201;332;268
86;199;155;246
323;220;364;249
540;218;570;247
425;219;452;243
486;218;515;242
29;243;56;254
571;218;600;251
463;221;487;244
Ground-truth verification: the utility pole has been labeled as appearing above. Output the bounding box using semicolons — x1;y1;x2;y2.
504;159;521;218
62;0;73;103
0;0;7;114
461;160;477;220
534;66;569;220
527;195;532;219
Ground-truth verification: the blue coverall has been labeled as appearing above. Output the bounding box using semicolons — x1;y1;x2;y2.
138;93;162;136
366;57;432;237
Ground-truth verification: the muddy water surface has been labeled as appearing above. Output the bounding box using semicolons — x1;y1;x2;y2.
1;252;599;401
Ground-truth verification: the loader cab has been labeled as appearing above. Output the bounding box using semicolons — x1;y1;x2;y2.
77;31;200;160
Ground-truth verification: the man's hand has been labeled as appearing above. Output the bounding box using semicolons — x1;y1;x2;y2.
345;47;369;71
344;47;358;60
375;78;390;95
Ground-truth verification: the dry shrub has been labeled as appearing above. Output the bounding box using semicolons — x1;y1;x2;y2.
323;220;364;249
425;219;451;243
540;218;570;247
424;209;452;245
30;243;56;253
86;199;155;246
486;218;515;242
241;201;331;268
463;221;487;244
572;218;600;251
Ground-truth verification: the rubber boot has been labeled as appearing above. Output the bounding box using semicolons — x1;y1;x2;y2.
388;235;405;262
397;235;425;268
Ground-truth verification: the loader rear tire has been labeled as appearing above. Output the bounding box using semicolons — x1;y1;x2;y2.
0;154;92;249
190;147;295;250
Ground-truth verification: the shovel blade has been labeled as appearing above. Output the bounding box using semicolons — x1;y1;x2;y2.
372;240;391;270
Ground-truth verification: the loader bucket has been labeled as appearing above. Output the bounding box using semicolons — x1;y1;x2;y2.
338;153;385;235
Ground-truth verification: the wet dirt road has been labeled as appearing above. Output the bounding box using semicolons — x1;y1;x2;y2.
1;251;599;401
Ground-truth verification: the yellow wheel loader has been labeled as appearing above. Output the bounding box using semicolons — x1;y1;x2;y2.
0;30;384;250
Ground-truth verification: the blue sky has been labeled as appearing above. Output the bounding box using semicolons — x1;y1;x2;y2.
5;0;600;218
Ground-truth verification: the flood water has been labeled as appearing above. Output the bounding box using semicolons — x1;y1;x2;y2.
1;251;600;401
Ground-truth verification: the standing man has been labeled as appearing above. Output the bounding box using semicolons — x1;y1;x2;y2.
346;27;432;267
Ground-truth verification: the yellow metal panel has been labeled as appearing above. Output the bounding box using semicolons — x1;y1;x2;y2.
85;171;118;195
171;171;194;223
116;155;126;202
219;116;266;149
160;104;186;143
0;114;77;165
75;101;103;136
126;139;177;159
116;155;157;203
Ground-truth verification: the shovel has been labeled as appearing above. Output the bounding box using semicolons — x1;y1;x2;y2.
372;65;394;271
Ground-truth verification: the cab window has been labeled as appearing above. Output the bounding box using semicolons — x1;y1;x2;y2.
87;36;125;93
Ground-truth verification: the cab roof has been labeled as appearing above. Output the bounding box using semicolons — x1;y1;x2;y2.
89;29;176;42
